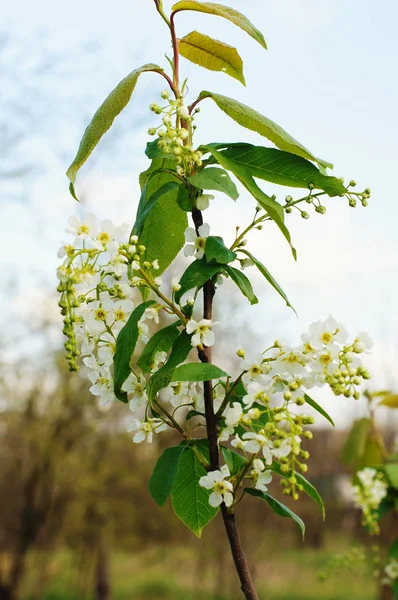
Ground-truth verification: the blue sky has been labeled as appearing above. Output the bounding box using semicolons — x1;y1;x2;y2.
1;0;398;426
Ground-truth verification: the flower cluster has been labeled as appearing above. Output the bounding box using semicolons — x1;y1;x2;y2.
148;90;203;173
216;316;372;499
382;558;398;588
57;213;160;397
352;468;388;534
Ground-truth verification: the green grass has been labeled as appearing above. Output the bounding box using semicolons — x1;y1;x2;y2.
23;536;378;600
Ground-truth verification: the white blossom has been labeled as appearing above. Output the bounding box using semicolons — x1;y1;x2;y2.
199;465;233;507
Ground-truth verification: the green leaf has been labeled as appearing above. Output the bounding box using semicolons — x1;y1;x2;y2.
200;143;296;258
175;260;221;304
379;393;398;408
171;363;228;382
113;300;155;402
178;30;245;85
149;445;186;506
239;249;295;312
389;538;398;559
198;92;331;170
385;463;398;489
133;181;181;237
204;143;346;196
172;1;267;49
223;265;258;305
270;462;325;520
342;418;371;468
246;489;305;539
221;446;247;476
171;447;219;537
357;438;384;470
188;167;239;200
138;157;188;275
205;236;236;265
146;330;193;403
66;64;161;186
137;322;181;373
304;393;335;427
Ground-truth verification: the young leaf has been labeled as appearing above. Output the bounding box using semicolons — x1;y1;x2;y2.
304;393;335;427
203;143;346;197
171;447;219;537
178;31;245;85
221;446;247;476
170;363;229;382
205;236;236;265
198;92;332;170
149;445;186;506
133;181;181;236
378;393;398;409
385;463;398;489
113;300;155;402
138;157;188;274
270;462;325;520
175;260;221;304
246;489;305;539
172;1;267;49
239;249;295;311
137;322;181;373
342;418;371;468
146;331;194;403
67;64;161;187
200;143;296;259
188;167;239;200
223;265;258;305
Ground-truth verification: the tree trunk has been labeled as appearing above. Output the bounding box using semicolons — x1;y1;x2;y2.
95;544;111;600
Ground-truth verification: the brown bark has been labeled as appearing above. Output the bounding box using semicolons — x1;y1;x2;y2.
192;208;259;600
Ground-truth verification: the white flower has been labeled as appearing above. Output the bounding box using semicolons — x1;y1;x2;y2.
186;318;217;347
354;332;373;353
183;223;210;260
231;435;247;451
57;241;74;259
172;277;181;292
196;194;214;211
199;465;233;507
272;438;294;459
304;315;348;351
384;558;398;582
242;432;273;464
241;354;267;383
66;213;98;241
128;418;167;444
88;366;114;407
242;380;271;408
145;307;160;324
224;402;244;427
122;372;148;412
251;459;272;493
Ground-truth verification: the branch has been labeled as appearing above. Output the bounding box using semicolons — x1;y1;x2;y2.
190;207;259;600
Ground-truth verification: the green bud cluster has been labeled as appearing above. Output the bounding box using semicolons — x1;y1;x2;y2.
148;91;203;174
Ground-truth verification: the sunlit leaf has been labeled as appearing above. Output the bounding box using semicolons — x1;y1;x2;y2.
172;1;267;49
67;64;161;186
198;92;332;170
179;30;245;84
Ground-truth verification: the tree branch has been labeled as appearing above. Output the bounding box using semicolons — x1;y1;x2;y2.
191;207;259;600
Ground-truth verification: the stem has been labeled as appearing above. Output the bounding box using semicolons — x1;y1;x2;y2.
191;207;259;600
170;12;180;91
221;507;260;600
